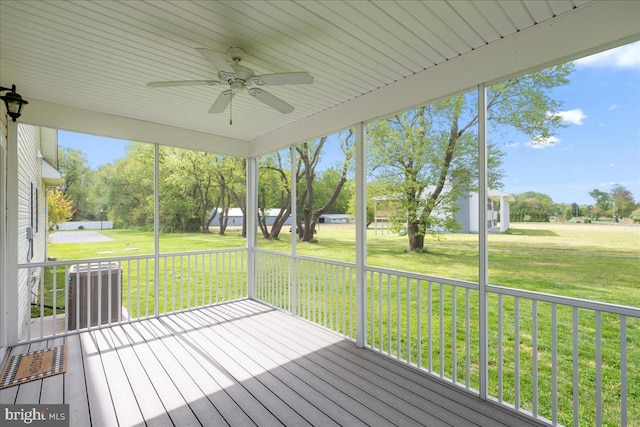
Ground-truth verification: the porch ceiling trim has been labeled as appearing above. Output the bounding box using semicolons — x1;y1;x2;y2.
41;158;62;187
248;0;640;157
23;99;250;158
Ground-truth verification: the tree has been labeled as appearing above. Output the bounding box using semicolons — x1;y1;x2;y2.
571;202;581;218
313;168;352;214
347;180;396;226
589;189;611;218
46;189;74;232
159;147;220;233
87;163;113;221
611;184;635;219
296;130;355;242
257;131;355;242
214;156;246;235
510;192;556;222
106;143;155;229
258;150;293;240
58;147;93;220
367;64;572;251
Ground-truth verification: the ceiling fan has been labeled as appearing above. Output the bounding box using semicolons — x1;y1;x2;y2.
147;47;313;118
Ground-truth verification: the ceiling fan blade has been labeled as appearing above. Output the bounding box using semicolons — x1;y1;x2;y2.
250;72;313;86
248;88;294;114
209;90;234;114
195;48;235;73
147;80;219;87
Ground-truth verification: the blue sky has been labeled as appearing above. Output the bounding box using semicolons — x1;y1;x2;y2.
496;41;640;205
59;42;639;206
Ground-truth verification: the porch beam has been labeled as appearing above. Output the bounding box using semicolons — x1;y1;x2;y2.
22;99;250;158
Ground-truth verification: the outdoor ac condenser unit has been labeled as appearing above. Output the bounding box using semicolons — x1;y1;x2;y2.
67;262;122;330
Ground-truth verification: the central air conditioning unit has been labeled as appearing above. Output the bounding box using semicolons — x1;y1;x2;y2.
67;262;122;330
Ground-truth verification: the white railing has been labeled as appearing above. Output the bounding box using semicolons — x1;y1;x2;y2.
255;250;293;312
255;250;357;341
254;251;639;427
19;248;247;342
21;247;639;425
365;266;480;391
486;286;639;427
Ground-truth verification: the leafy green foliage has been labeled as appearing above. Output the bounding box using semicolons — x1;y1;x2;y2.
510;191;556;222
46;188;74;232
58;146;93;220
258;149;293;239
296;130;355;242
106;143;155;229
367;64;573;251
611;183;635;218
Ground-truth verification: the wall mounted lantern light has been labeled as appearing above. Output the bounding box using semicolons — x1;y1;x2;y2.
0;84;29;122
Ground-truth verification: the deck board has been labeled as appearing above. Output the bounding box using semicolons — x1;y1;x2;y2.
63;334;91;427
211;302;466;427
2;300;546;427
145;317;261;427
114;324;201;427
40;337;65;404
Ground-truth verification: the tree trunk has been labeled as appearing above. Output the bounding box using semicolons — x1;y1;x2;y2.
408;221;425;251
269;207;291;239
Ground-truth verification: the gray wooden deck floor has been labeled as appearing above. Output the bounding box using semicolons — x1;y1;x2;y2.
1;300;544;427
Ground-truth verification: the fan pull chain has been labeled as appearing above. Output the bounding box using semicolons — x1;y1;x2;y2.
229;91;233;125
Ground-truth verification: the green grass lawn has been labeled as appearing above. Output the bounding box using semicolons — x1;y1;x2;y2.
46;222;640;426
256;222;640;427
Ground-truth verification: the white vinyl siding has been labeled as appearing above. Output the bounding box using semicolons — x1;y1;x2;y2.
17;123;45;334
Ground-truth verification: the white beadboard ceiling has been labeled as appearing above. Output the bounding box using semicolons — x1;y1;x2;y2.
1;1;638;157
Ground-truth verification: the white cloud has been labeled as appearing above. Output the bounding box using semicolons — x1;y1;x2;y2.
598;181;618;189
609;104;620;110
575;41;640;69
527;135;560;149
550;109;588;125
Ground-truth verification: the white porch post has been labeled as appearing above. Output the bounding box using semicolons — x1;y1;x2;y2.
355;122;367;348
0;123;5;357
4;121;19;346
290;146;297;315
246;156;257;300
478;83;489;399
154;143;160;316
500;196;510;232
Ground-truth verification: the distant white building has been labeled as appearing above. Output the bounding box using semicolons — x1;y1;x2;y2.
373;189;514;234
319;214;351;224
210;208;292;227
456;190;514;233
